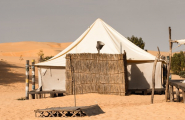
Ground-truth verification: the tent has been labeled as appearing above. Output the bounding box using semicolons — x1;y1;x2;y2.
35;18;164;91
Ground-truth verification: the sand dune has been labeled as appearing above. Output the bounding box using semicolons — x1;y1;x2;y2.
0;41;72;64
0;41;72;57
1;41;185;120
148;50;169;57
0;41;72;52
0;48;61;57
0;41;171;58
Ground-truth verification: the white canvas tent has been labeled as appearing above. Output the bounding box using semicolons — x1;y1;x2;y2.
36;18;164;91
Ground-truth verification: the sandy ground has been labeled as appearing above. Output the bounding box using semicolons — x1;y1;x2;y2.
1;41;185;120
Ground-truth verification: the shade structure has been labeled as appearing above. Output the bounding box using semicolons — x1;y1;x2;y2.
175;39;185;45
35;18;155;67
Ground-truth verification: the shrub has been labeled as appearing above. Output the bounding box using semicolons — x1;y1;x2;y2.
42;56;53;61
179;71;185;78
171;51;185;74
37;50;53;62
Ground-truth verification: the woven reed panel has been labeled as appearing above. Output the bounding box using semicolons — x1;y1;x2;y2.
65;53;128;96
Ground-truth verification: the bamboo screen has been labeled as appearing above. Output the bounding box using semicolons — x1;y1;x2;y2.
65;53;128;96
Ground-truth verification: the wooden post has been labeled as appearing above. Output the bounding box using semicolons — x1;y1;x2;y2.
151;58;157;104
31;59;35;99
123;51;128;95
36;94;38;99
25;60;29;99
70;55;76;107
50;93;54;98
169;85;174;102
31;94;35;99
151;47;160;104
144;90;147;95
165;27;172;102
31;60;35;90
175;87;180;102
182;91;185;103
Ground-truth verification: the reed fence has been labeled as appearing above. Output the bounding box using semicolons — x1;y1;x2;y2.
65;53;128;96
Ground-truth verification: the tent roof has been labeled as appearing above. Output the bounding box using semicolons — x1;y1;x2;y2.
36;18;155;67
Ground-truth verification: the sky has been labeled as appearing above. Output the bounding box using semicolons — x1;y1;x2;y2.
1;0;185;52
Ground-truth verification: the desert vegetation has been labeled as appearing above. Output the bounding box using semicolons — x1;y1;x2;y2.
171;51;185;78
37;50;53;62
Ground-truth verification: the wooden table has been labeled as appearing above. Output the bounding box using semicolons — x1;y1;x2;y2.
34;107;85;117
34;104;104;117
169;80;185;103
28;90;65;99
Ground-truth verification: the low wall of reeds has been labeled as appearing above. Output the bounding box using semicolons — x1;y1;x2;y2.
65;53;128;96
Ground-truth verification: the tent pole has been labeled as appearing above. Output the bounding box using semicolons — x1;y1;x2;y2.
165;27;172;102
31;59;35;99
25;60;29;99
32;59;35;90
120;42;122;54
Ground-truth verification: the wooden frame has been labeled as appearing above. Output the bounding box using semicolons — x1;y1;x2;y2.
169;80;185;103
34;107;85;117
28;90;65;99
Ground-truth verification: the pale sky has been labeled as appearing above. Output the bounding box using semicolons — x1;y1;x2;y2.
1;0;185;52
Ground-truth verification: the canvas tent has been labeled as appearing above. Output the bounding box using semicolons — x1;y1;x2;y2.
35;18;164;91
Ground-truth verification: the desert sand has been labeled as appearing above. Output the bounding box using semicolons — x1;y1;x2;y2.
0;41;185;120
148;50;170;57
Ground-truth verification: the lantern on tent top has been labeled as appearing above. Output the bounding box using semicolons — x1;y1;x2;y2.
96;41;105;53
